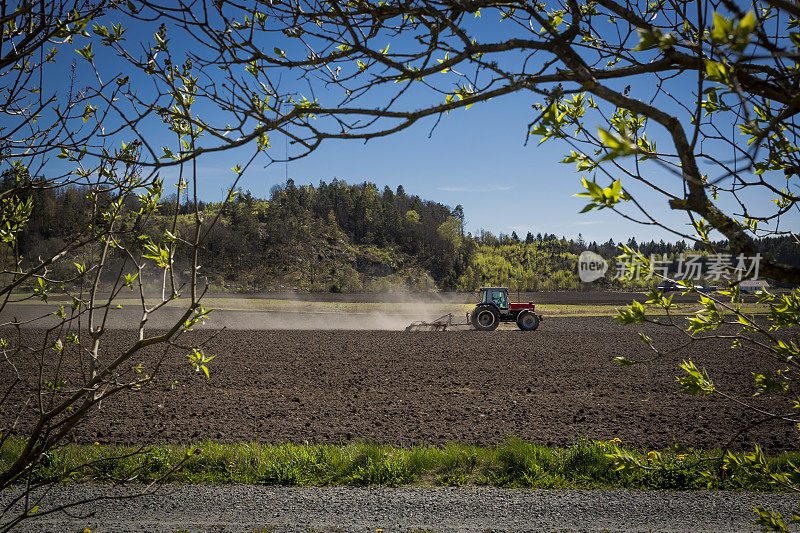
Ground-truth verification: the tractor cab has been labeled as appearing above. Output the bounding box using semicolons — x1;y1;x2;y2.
479;287;509;310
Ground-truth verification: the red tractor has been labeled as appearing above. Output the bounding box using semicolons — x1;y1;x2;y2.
471;287;541;331
404;287;542;332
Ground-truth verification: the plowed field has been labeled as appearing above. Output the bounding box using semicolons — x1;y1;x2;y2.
2;316;795;452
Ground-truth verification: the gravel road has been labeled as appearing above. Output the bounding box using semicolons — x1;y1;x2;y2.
4;484;798;532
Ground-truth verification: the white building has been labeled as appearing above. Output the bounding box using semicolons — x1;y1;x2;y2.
739;279;770;291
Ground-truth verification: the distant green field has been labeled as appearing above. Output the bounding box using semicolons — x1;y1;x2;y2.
3;295;771;317
535;302;770;317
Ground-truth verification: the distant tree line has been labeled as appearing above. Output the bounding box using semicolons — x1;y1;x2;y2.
4;173;798;292
466;231;799;290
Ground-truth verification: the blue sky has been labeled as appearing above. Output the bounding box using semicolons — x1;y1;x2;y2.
173;82;700;244
184;89;726;245
154;3;795;245
90;6;655;243
232;101;636;243
43;2;798;245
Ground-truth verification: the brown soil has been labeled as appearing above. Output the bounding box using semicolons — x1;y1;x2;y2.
1;316;795;452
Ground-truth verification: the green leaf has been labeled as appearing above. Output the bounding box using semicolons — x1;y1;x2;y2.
75;43;93;62
633;29;659;50
705;61;729;84
773;339;800;361
769;289;800;330
123;273;139;290
33;277;48;303
632;28;676;51
711;12;734;42
82;104;96;123
142;239;171;269
711;11;757;51
677;360;715;396
597;128;638;161
186;348;215;379
606;445;642;473
739;11;757;35
753;507;788;532
615;300;647;324
753;370;789;396
574;177;629;211
686;311;722;333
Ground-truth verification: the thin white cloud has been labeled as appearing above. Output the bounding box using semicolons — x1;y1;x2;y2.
572;220;603;226
508;225;534;233
436;185;513;192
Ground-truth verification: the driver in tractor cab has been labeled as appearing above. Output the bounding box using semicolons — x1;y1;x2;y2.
493;292;505;308
484;288;507;309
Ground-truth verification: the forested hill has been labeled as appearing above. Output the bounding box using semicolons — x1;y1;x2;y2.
182;179;475;291
9;176;800;292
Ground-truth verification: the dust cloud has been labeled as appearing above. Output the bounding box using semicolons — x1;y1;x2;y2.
197;308;470;331
0;298;471;331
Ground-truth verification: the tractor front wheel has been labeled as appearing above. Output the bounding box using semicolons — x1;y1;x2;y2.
472;304;500;331
516;311;540;331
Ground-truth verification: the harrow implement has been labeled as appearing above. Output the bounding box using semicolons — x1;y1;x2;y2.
404;313;470;331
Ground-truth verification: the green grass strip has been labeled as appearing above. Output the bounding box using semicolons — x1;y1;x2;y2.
2;437;796;491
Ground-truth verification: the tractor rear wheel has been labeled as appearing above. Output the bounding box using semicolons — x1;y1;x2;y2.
516;311;540;331
471;304;500;331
